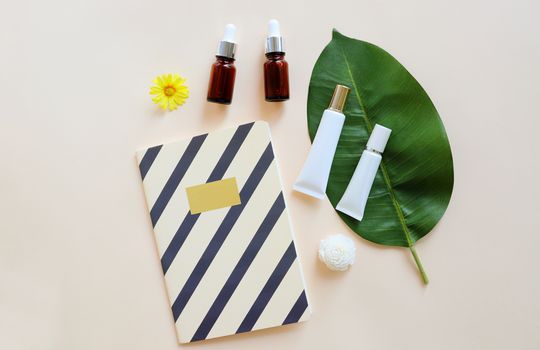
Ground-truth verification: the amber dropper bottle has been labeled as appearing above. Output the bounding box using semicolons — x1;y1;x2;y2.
264;19;289;102
207;24;237;105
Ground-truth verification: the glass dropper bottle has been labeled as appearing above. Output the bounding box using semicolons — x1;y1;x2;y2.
263;19;289;102
207;24;238;105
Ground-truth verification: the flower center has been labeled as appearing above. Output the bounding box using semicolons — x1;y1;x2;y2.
164;86;176;97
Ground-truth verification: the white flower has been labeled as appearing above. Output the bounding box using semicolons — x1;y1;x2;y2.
318;234;356;271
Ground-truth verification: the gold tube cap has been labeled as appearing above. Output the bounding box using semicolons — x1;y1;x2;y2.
328;84;350;112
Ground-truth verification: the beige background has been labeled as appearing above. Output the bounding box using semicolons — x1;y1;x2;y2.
1;0;539;349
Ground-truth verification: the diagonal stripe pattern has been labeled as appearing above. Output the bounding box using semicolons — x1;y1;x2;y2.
190;192;286;341
150;134;207;227
236;240;298;334
283;290;308;325
161;122;254;274
171;142;275;321
139;145;162;180
136;122;310;343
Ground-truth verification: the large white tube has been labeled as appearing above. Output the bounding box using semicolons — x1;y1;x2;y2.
336;124;392;221
293;85;350;199
293;109;345;198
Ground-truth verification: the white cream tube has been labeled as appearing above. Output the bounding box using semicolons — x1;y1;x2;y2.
336;124;391;221
293;85;350;199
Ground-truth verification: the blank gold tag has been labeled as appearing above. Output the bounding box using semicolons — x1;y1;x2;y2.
185;177;241;214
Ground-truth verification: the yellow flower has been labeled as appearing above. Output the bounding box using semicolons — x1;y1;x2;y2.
150;73;189;111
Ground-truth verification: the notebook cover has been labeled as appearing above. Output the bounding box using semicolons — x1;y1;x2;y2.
136;121;311;343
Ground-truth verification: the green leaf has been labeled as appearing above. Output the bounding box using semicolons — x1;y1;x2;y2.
307;30;454;284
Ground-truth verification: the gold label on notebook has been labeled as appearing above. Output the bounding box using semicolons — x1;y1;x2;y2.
186;177;241;214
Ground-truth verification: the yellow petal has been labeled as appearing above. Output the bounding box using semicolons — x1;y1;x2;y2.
172;75;185;86
168;99;178;111
156;75;166;87
152;94;165;103
173;96;186;106
150;86;163;95
159;97;169;109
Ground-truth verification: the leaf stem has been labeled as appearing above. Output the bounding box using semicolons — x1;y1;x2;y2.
337;39;431;286
409;246;429;285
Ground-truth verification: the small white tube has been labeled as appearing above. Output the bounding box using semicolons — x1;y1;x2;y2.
293;85;350;199
336;124;391;221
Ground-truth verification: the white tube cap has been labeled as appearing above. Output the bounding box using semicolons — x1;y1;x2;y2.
366;124;392;153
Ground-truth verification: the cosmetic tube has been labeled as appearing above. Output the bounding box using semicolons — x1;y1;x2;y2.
293;85;350;199
336;124;392;221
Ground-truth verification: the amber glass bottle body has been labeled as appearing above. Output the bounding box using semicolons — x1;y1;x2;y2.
264;52;289;102
207;56;236;105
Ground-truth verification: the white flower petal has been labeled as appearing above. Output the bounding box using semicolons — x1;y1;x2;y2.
318;234;356;271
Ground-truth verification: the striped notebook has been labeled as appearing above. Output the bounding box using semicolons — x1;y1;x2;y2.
136;121;311;343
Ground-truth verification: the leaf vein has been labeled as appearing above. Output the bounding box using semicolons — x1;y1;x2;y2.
337;40;415;247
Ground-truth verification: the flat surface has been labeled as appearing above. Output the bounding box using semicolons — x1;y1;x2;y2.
1;0;539;349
